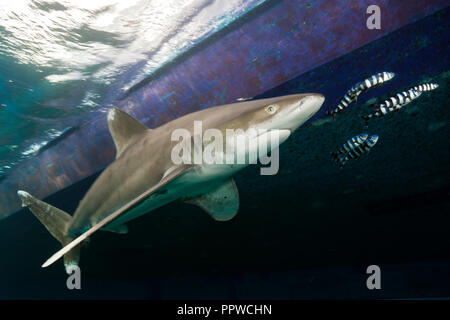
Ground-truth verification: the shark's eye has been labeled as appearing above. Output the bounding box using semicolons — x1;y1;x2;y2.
265;105;278;115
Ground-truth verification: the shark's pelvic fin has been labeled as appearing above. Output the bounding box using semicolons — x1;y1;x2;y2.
183;179;239;221
107;108;149;158
101;224;129;234
17;190;81;275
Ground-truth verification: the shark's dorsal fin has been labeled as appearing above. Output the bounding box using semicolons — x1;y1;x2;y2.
183;179;239;221
107;108;149;158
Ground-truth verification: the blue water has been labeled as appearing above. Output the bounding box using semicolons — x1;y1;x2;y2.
0;0;265;177
0;2;449;300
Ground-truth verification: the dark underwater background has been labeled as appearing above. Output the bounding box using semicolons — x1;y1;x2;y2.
0;1;449;299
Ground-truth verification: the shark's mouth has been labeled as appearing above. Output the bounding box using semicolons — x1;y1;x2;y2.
251;128;292;146
243;128;291;140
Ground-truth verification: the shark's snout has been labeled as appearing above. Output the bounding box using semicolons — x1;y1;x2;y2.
294;93;325;121
304;93;325;115
308;93;325;101
266;93;325;132
301;94;325;120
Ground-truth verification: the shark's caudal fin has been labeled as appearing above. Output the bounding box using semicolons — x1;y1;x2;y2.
17;191;80;274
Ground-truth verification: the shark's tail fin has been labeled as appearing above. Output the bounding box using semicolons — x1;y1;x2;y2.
17;190;80;274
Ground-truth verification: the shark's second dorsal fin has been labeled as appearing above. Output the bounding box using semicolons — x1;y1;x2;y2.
183;179;239;221
107;108;149;158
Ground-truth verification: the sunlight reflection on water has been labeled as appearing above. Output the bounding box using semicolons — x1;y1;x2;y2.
0;0;265;175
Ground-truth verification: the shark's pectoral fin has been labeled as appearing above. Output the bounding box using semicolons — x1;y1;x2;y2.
183;179;239;221
107;108;149;158
41;164;194;269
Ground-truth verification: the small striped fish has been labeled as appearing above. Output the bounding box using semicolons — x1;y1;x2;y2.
331;133;369;161
336;135;379;168
327;72;395;118
361;89;422;125
407;82;439;92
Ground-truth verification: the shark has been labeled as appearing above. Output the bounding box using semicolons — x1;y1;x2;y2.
17;93;324;274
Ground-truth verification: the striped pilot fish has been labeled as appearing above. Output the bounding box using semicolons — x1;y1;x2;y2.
327;72;395;118
361;89;422;125
335;135;379;168
407;82;439;92
331;133;369;161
